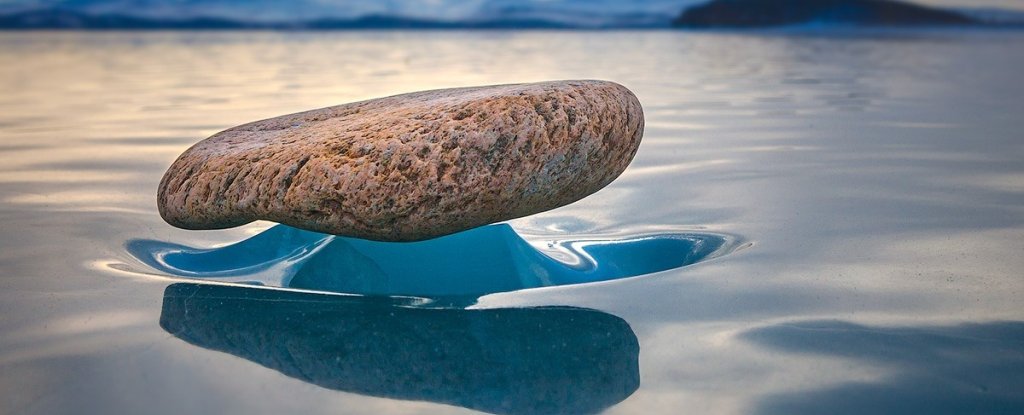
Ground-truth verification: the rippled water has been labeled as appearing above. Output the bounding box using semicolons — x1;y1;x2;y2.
2;30;1023;414
128;223;732;300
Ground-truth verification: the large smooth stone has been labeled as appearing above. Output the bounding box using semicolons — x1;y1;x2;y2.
158;80;644;241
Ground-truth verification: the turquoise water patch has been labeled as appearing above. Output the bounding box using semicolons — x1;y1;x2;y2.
128;224;732;299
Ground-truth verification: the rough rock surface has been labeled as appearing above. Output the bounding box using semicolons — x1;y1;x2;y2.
158;80;644;241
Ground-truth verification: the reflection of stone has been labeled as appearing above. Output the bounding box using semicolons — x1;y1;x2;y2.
160;283;640;415
158;80;644;242
129;224;728;298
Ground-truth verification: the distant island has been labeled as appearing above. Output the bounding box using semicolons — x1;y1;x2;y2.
673;0;978;28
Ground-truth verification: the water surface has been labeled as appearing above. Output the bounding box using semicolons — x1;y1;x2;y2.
128;223;731;300
1;30;1023;414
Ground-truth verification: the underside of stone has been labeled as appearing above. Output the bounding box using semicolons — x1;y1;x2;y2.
158;80;644;241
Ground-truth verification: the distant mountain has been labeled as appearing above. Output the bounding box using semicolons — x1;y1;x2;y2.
673;0;979;28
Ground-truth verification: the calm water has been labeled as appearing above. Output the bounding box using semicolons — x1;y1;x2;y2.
2;30;1023;414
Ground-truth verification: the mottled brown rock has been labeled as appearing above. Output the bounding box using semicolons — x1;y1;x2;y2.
158;80;644;241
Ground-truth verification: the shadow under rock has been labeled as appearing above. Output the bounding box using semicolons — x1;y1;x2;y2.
160;282;640;415
743;320;1024;415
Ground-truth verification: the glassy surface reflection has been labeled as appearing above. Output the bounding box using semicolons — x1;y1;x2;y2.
160;283;640;415
129;223;730;299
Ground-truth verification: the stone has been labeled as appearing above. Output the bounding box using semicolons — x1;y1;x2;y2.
158;80;644;241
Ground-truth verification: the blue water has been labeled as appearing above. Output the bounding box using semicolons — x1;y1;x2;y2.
2;30;1023;415
743;320;1024;414
129;224;730;300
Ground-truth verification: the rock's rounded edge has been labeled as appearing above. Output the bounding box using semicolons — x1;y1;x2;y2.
158;80;645;241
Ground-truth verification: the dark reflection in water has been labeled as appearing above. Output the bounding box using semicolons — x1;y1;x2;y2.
744;320;1024;415
130;223;728;299
160;283;640;415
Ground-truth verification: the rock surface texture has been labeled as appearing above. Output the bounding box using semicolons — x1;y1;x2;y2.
158;80;644;241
